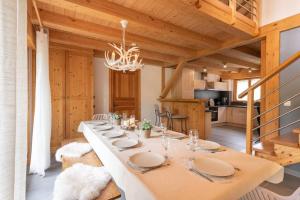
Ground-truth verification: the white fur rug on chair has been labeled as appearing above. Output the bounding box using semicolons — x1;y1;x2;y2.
55;142;92;162
53;163;112;200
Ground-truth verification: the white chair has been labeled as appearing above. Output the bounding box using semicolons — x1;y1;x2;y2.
240;186;300;200
93;114;108;121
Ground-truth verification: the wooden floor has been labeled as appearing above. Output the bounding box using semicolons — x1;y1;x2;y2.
208;125;248;151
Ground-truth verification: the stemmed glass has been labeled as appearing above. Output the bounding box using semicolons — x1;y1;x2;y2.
161;135;170;159
189;129;199;159
137;122;143;143
159;122;167;135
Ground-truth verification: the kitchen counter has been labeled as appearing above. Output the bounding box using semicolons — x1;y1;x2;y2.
208;104;260;109
159;98;207;139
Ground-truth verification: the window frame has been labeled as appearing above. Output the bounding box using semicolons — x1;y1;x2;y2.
234;78;261;102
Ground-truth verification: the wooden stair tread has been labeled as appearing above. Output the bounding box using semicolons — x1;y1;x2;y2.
270;132;299;148
253;141;275;155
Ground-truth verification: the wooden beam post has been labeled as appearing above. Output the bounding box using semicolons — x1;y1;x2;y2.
246;89;254;154
160;61;185;98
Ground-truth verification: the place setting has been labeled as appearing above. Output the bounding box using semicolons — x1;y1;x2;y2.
93;124;114;132
127;151;170;174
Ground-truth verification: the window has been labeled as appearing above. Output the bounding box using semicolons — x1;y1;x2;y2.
235;79;261;101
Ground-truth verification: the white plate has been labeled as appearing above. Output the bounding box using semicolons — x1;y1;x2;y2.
129;152;165;168
93;125;113;131
93;121;107;126
86;120;105;124
102;131;124;138
193;157;235;177
168;133;186;139
112;139;138;149
198;140;221;150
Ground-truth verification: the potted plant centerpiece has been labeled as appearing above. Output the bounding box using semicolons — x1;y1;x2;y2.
142;120;153;138
112;113;121;125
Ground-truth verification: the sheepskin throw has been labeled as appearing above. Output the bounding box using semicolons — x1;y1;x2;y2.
55;142;92;162
53;163;112;200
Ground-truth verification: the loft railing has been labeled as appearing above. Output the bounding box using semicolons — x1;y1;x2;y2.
239;51;300;154
218;0;260;30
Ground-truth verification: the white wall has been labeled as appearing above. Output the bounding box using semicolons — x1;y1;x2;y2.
93;58;161;123
141;65;162;123
261;0;300;25
94;58;109;114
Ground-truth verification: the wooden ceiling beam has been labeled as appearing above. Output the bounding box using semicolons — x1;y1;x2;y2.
234;46;260;58
160;61;186;98
219;49;260;64
36;0;221;48
221;71;261;79
49;30;179;64
207;53;260;69
33;10;196;57
94;50;165;66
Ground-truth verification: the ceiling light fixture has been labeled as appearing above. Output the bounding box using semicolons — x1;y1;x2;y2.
104;20;143;72
203;68;207;72
223;63;227;68
248;68;252;73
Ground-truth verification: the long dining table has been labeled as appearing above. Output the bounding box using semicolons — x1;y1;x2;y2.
78;121;284;200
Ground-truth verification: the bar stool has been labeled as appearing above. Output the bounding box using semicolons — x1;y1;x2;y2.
166;111;188;134
154;104;167;126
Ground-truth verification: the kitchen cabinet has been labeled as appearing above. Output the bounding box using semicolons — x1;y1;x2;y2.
207;82;228;91
226;107;246;125
218;107;226;123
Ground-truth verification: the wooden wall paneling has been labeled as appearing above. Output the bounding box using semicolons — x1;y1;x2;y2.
66;51;94;139
49;48;66;152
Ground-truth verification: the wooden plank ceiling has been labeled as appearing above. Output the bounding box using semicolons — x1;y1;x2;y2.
31;0;260;71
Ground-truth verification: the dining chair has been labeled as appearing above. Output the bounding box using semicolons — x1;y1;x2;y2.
165;110;188;134
154;104;167;126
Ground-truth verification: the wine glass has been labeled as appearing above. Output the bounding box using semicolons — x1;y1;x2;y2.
137;122;143;143
159;122;167;135
161;135;170;159
189;129;199;159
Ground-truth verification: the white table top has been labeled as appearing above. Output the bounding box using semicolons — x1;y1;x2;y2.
78;121;284;200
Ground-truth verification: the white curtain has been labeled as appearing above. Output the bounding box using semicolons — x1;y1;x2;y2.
0;0;28;199
29;29;52;176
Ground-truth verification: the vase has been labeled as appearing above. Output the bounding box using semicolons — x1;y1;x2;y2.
113;119;121;125
143;129;151;138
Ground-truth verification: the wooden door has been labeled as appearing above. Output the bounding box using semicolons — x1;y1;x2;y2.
66;51;93;139
109;70;140;119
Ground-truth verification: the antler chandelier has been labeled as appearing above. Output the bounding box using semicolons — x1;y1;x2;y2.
104;20;143;72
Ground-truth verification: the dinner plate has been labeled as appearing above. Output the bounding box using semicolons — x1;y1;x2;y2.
197;140;221;150
86;120;105;124
102;131;124;138
129;152;165;168
192;157;235;177
168;132;186;139
93;125;113;131
93;121;107;126
112;139;138;149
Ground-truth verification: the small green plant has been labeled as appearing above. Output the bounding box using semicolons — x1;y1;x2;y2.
142;120;152;130
112;113;121;120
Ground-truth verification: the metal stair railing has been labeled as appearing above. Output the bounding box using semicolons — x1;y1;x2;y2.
239;51;300;154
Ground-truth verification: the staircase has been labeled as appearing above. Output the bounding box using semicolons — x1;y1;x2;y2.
240;51;300;166
254;129;300;166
